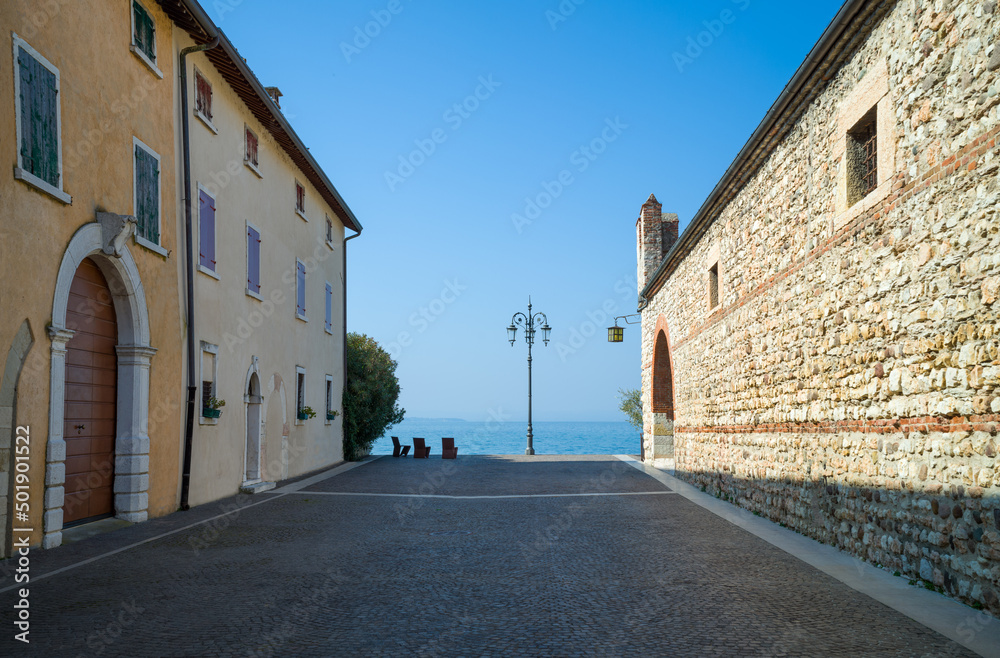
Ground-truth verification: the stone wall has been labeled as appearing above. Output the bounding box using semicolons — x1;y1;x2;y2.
639;0;1000;614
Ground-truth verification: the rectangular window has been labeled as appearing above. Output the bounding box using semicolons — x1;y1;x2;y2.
130;0;161;76
133;138;161;247
195;69;213;125
199;187;216;273
247;223;261;297
12;35;68;203
245;126;259;168
296;367;306;421
847;107;878;207
200;343;219;424
296;259;307;319
708;263;719;310
295;181;306;217
325;375;334;424
326;216;334;245
325;282;333;333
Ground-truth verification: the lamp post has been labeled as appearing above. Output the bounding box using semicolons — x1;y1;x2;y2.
507;297;551;455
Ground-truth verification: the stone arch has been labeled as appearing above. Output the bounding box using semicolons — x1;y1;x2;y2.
1;320;35;557
243;359;265;484
44;223;155;548
650;314;675;461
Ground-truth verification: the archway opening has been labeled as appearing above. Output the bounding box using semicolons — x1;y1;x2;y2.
651;329;675;460
245;373;262;483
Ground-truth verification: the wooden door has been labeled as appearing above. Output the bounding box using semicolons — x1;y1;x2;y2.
63;258;117;525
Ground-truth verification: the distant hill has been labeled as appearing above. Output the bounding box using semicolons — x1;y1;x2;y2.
404;417;468;423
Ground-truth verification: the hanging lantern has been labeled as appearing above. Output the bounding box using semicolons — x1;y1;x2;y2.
608;324;624;343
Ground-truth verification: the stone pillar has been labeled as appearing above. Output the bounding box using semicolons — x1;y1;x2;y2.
114;345;156;522
43;327;74;549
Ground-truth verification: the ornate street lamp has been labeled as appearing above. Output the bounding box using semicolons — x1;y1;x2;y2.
608;314;641;343
507;297;551;455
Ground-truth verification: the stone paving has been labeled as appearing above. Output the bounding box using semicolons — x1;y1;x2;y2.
0;455;981;657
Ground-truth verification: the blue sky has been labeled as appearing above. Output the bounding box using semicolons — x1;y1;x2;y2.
205;0;846;422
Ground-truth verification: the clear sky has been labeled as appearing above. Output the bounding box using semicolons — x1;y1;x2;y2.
204;0;846;422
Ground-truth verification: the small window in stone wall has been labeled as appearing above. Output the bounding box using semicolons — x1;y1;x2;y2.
708;263;719;310
847;106;878;207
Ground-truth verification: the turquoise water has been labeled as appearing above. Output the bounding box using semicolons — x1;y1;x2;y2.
372;418;640;456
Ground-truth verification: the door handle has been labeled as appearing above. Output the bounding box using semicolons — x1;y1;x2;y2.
75;424;85;433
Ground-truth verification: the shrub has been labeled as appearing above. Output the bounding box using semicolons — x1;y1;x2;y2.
342;333;405;460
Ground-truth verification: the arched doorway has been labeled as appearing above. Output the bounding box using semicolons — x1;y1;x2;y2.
63;259;117;525
651;325;675;461
244;372;262;484
44;222;155;548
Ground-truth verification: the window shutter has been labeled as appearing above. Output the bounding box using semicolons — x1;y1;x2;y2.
325;283;333;332
135;146;147;239
296;261;306;315
199;190;216;270
135;146;159;243
18;49;59;186
247;226;261;294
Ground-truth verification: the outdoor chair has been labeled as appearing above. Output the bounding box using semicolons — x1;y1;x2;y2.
441;437;458;459
391;436;410;458
412;437;431;458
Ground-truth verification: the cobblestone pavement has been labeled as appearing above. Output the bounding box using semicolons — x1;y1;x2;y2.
0;456;980;657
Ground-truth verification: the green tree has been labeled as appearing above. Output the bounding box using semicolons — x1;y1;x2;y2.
618;387;642;433
342;333;405;461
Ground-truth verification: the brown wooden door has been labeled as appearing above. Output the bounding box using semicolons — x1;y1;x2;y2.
63;258;117;526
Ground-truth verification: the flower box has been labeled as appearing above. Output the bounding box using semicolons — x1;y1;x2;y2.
202;408;222;419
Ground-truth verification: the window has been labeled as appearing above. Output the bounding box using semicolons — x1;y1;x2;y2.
130;0;162;77
245;126;260;176
295;181;306;219
296;259;307;320
194;69;215;131
847;107;878;207
200;342;219;425
325;375;335;424
325;216;334;247
198;186;217;275
708;263;719;310
133;137;164;254
247;223;261;298
12;34;69;204
325;282;333;334
295;366;306;423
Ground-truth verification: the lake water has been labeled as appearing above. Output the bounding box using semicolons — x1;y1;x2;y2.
371;418;640;456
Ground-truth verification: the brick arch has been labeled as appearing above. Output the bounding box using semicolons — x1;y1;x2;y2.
651;316;675;420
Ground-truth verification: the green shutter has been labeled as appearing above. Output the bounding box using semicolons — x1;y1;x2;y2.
135;146;159;243
17;47;59;187
133;2;156;62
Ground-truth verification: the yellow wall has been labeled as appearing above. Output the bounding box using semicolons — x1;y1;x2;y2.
0;0;185;547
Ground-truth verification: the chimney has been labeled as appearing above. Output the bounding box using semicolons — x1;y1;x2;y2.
265;86;283;109
636;193;679;290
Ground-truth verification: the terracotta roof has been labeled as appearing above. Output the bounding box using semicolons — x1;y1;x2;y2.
640;0;894;301
154;0;362;233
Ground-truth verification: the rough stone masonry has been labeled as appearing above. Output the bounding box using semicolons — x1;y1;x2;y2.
637;0;1000;615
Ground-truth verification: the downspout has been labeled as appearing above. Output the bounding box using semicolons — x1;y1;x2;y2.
179;36;219;511
342;229;362;410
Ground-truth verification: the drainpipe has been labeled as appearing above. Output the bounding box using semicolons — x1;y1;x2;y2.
342;229;362;411
179;36;219;511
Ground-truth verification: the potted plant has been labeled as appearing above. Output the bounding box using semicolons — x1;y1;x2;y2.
298;406;316;421
203;396;225;419
326;410;338;421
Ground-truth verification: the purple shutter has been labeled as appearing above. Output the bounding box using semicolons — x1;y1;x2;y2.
296;261;306;315
199;190;216;270
247;226;260;294
325;283;332;331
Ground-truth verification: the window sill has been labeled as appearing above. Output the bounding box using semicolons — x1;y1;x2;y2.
198;264;219;280
199;416;219;426
325;327;335;336
195;110;218;135
296;208;308;222
296;313;309;323
835;177;890;231
325;239;335;251
135;235;169;258
246;288;263;301
14;167;71;204
245;159;263;179
130;45;163;79
294;419;304;427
